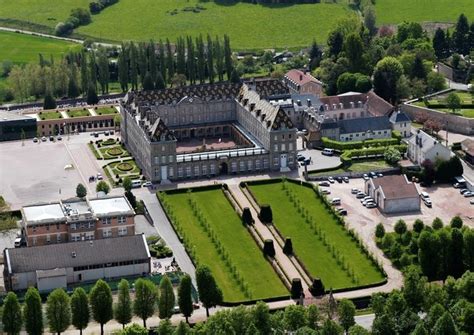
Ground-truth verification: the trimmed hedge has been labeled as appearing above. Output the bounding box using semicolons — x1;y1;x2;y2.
341;145;407;164
321;137;400;151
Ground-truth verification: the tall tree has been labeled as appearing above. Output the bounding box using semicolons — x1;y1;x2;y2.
337;299;355;332
373;56;404;104
418;230;441;280
3;292;22;335
76;183;87;198
464;229;474;271
214;36;224;82
453;14;470;55
89;279;113;335
24;287;43;335
344;33;364;72
364;6;377;36
88;52;97;91
252;301;271;335
86;85;99;105
43;91;57;110
450;228;464;278
129;42;139;90
206;35;215;83
327;30;344;57
223;35;233;81
433;28;448;60
142;72;154;91
148;42;158;85
186;36;196;84
67;72;80;98
71;287;89;335
133;278;158;328
432;311;459;335
137;43;148;86
46;288;71;335
79;51;88;94
114;279;132;328
178;274;193;323
158;40;167;84
176;37;186;76
196;35;206;84
196;265;223;317
166;39;175;83
97;48;110;94
159;275;175;319
402;266;426;310
118;43;129;92
411;55;426;79
309;39;322;70
155;72;166;90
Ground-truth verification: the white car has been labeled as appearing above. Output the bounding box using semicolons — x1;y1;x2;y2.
363;199;375;206
362;174;369;181
464;191;474;197
143;181;152;187
328;177;335;184
41;136;47;142
366;202;377;208
356;192;366;199
96;173;103;180
470;199;474;205
361;196;373;203
33;137;39;143
351;188;359;194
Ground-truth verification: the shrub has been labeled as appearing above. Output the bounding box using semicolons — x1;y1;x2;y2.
382;234;395;250
375;223;385;239
263;239;275;258
432;217;444;230
450;216;463;229
291;278;303;299
394;219;407;236
399;253;412;267
413;219;424;233
259;204;273;223
309;278;325;297
283;237;293;255
384;147;402;165
390;242;403;260
241;207;254;225
54;22;73;36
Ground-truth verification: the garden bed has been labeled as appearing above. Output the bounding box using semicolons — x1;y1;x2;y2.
95;106;118;115
158;187;289;303
38;110;62;120
245;179;385;290
67;109;91;118
107;159;140;177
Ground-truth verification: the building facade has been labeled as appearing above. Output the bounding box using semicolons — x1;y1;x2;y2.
407;129;452;164
4;234;150;291
0;111;37;141
284;69;323;97
389;110;411;138
21;196;135;247
121;80;297;182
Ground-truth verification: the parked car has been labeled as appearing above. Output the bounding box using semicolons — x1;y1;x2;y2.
32;137;38;143
460;189;469;195
328;177;335;183
369;172;377;178
471;199;474;205
96;173;103;180
57;135;62;141
362;174;369;181
320;189;331;195
14;237;22;248
366;202;377;208
330;198;341;205
377;173;383;177
335;177;343;183
49;136;54;141
297;155;306;162
361;196;373;203
422;197;432;207
342;176;349;183
143;181;152;187
131;179;142;188
363;199;375;206
304;158;311;165
319;181;330;187
356;192;366;199
420;191;430;200
453;182;465;188
351;188;359;194
104;131;110;136
322;148;335;156
464;191;474;197
337;208;347;215
41;136;47;142
88;176;96;182
364;201;376;207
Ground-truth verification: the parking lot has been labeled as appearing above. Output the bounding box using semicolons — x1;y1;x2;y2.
312;176;474;240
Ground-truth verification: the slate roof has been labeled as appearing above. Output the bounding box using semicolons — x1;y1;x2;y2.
370;175;419;200
408;129;445;154
389;110;411;123
339;116;391;134
5;235;149;273
320;118;339;129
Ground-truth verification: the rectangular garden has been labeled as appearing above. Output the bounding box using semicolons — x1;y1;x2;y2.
158;186;288;303
245;179;386;291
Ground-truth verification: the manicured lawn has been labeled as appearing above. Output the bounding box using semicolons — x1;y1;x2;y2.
0;30;81;63
309;159;392;176
98;145;130;159
95;106;118;115
437;108;474;118
38;110;62;120
248;180;385;290
67;109;91;118
108;159;140;176
375;0;474;25
159;188;288;302
76;0;353;50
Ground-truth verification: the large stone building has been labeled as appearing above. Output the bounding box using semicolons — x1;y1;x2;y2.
21;196;135;247
121;80;297;182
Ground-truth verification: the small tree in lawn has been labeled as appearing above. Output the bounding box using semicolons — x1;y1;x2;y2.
115;279;132;329
446;93;461;114
394;219;407;238
432;217;444;230
263;239;276;258
375;223;385;239
158;275;175;319
96;180;110;194
283;237;293;255
122;176;132;193
450;216;463;229
89;279;113;335
242;207;254;225
178;274;193;323
196;265;223;317
338;299;356;333
413;219;424;233
71;287;89;335
133;278;157;328
259;204;273;223
46;288;71;335
76;183;87;198
24;287;43;335
3;292;22;335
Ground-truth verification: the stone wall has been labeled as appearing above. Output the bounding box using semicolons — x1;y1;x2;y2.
401;103;474;135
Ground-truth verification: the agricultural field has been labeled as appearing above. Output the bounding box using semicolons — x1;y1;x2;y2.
159;187;288;302
247;180;385;290
0;30;81;64
375;0;474;25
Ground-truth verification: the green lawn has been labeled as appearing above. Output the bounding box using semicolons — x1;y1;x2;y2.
67;109;91;118
95;106;118;115
108;159;140;176
437;108;474;118
248;180;385;290
38;110;63;120
309;159;392;176
159;188;288;302
0;30;81;64
375;0;474;25
79;0;354;49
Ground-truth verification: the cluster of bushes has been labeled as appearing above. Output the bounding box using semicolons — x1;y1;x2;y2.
376;216;474;281
414;156;464;186
336;72;372;94
89;0;119;14
341;144;407;164
146;236;173;259
55;8;91;36
321;137;400;151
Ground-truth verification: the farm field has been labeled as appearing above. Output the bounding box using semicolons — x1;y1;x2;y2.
375;0;474;25
159;187;288;302
0;30;81;63
248;180;385;290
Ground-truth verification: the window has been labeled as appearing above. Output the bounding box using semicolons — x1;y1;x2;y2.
70;223;76;230
210;164;215;174
118;227;128;236
162;145;166;152
56;234;61;243
71;234;81;242
168;155;173;163
273;144;278;152
186;166;191;177
282;134;285;140
169;167;174;178
248;160;253;171
231;162;237;172
273;157;279;167
118;216;126;224
86;232;94;240
240;161;245;171
178;167;183;177
103;218;111;225
103;229;112;238
202;165;207;175
161;156;166;164
281;143;286;151
256;160;261;170
46;235;51;243
274;135;278;141
263;159;269;169
154;156;159;164
194;165;200;176
289;134;292;139
289;143;293;151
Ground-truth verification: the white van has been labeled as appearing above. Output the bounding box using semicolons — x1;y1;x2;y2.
330;198;341;206
131;179;142;188
322;148;335;156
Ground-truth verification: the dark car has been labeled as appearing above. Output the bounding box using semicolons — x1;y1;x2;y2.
369;172;377;178
49;136;54;141
304;158;311;165
337;208;347;215
342;177;349;183
297;155;306;162
336;177;343;183
319;181;330;187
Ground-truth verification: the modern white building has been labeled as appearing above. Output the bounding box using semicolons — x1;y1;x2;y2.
407;129;452;164
365;175;420;214
4;234;150;292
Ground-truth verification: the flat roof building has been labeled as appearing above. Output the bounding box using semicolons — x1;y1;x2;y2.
0;110;37;142
4;234;150;291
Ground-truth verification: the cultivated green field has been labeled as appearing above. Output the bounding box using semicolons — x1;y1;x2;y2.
248;180;385;290
159;187;288;302
375;0;474;25
0;31;81;63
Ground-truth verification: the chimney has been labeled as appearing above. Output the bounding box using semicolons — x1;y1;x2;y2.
250;103;256;111
256;109;261;117
299;74;303;81
297;100;302;106
266;120;271;128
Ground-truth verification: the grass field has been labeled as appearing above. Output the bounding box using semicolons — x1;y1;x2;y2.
309;159;392;176
0;31;81;63
95;106;118;115
375;0;474;25
248;180;385;290
159;187;288;302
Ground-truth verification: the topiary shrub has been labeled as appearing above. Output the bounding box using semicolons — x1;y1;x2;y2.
259;204;273;223
309;278;325;297
242;207;254;225
263;239;275;258
283;237;293;255
116;162;133;172
291;278;303;299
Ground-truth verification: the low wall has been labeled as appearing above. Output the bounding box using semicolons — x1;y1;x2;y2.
401;103;474;135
